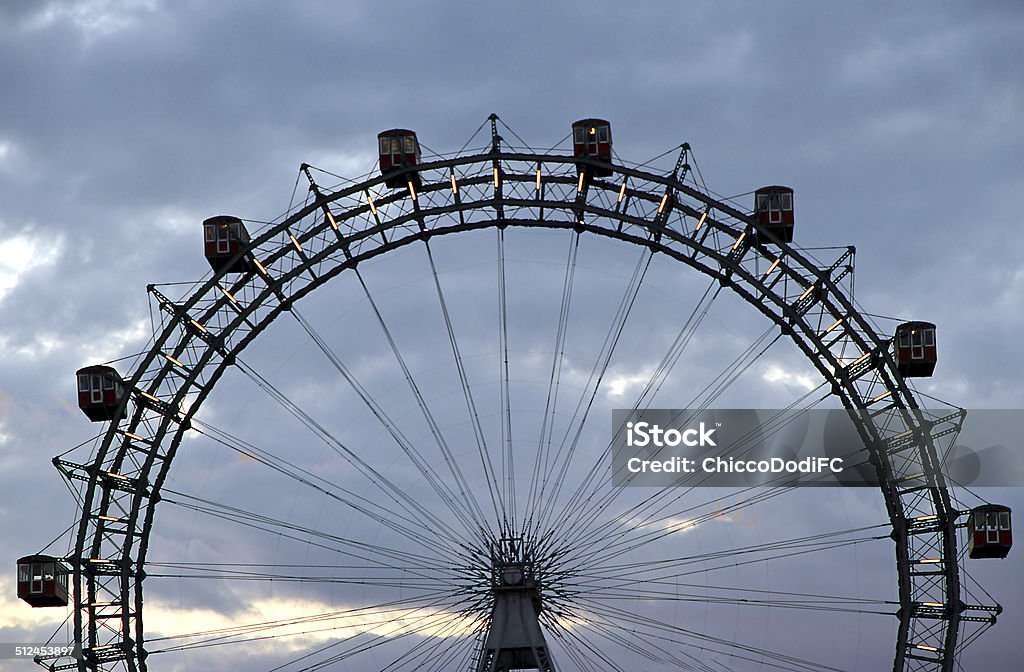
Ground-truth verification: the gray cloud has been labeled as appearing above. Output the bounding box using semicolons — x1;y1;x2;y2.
1;2;1022;670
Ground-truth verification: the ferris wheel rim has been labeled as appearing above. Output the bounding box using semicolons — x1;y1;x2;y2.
56;138;963;672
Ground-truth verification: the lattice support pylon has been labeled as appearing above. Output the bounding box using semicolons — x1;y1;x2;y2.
475;539;555;672
475;591;554;672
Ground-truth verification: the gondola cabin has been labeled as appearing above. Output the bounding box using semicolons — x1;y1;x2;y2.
17;555;69;607
968;504;1012;559
378;129;421;189
204;215;252;273
754;186;795;243
76;365;126;422
572;118;613;177
894;321;937;378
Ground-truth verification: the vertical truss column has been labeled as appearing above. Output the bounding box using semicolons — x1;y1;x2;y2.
489;114;505;226
475;538;555;672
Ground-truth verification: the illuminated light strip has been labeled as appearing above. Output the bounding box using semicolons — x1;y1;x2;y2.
917;557;942;564
97;515;120;522
914;644;940;653
732;231;746;250
407;180;417;201
366;192;377;216
450;173;459;195
915;514;939;521
122;431;145;441
764;257;781;277
695;210;708;231
617;179;627;203
921;602;944;608
289;234;303;253
189;319;208;334
325;210;338;231
870;389;893;403
535;168;541;191
105;471;129;480
493;167;500;188
798;285;815;301
163;353;185;368
824;317;844;334
253;258;268;275
850;352;870;366
902;471;925;481
139;392;161;405
89;558;112;564
890;428;914;441
219;286;238;304
577;172;585;193
657;193;670;214
90;601;117;607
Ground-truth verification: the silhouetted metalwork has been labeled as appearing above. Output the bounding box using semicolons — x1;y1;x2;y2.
34;116;995;672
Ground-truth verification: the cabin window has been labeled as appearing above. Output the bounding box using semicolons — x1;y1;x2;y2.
379;138;390;155
217;228;230;254
911;331;927;359
18;564;28;582
78;374;90;392
756;194;767;212
30;563;43;593
924;330;935;347
768;195;782;224
999;512;1010;530
898;331;910;348
390;138;401;154
585;127;599;154
205;224;215;242
987;512;1000;543
598;127;609;143
404;137;415;154
975;511;986;529
574;127;585;143
781;192;793;211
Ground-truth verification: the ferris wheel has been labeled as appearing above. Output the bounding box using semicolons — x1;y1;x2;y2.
21;115;1010;672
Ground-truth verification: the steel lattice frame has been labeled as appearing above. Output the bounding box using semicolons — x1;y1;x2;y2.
42;123;996;672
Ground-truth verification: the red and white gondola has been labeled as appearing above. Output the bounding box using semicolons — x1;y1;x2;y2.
753;185;795;243
76;364;126;422
378;129;422;189
572;118;613;178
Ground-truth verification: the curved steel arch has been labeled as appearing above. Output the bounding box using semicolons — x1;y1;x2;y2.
47;135;973;672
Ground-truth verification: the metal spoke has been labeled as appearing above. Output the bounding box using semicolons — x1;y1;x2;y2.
45;116;976;672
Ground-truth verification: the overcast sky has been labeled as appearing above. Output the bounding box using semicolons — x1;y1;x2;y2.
1;2;1022;671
